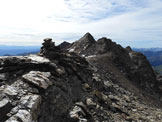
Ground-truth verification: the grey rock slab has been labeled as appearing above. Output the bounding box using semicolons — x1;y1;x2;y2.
20;94;41;120
6;94;41;122
27;55;50;63
5;110;33;122
4;86;18;96
22;71;52;89
0;98;9;108
20;94;41;111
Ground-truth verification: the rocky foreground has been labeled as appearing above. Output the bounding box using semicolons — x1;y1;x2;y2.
0;34;162;122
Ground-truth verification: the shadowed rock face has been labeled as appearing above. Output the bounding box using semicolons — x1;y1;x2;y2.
67;33;161;94
68;33;96;54
0;34;162;122
58;41;71;51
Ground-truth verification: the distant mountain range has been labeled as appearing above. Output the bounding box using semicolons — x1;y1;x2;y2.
133;49;162;66
133;48;162;52
133;48;162;74
0;45;40;56
0;45;162;74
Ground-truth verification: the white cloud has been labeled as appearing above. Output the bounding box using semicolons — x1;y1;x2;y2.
0;0;162;47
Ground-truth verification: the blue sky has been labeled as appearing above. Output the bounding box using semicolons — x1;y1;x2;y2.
0;0;162;47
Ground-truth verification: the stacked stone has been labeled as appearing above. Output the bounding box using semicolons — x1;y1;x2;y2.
42;38;55;49
40;38;59;55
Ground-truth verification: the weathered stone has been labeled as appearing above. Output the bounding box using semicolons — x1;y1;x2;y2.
27;55;50;63
22;71;51;89
20;94;41;109
56;68;65;75
86;98;96;107
4;86;18;96
20;94;41;120
0;98;9;108
6;94;41;122
70;106;87;122
6;110;32;122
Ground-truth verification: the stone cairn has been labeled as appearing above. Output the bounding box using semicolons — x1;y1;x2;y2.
40;38;60;55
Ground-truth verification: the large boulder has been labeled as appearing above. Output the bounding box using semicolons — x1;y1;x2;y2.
22;71;52;89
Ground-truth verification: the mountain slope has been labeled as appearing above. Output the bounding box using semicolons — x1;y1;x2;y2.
66;33;160;95
0;36;162;122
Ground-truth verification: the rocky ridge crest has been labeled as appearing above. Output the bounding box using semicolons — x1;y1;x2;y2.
67;33;162;99
0;36;162;122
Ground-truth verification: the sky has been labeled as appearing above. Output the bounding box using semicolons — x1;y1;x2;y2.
0;0;162;47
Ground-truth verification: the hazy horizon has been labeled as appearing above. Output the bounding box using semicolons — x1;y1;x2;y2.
0;0;162;48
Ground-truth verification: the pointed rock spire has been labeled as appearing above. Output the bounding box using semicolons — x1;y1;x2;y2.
79;32;95;43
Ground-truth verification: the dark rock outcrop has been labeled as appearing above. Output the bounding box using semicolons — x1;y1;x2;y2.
68;33;95;54
58;41;71;51
0;34;162;122
67;33;162;104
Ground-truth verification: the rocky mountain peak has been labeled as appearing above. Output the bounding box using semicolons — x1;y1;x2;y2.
66;33;95;54
81;32;95;43
77;32;95;45
97;37;110;41
95;37;116;53
1;36;162;122
126;46;132;52
65;33;162;97
58;41;71;51
59;41;70;48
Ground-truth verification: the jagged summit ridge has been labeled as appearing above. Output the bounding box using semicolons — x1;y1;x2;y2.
66;33;162;100
0;34;162;122
67;32;96;54
58;41;71;51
